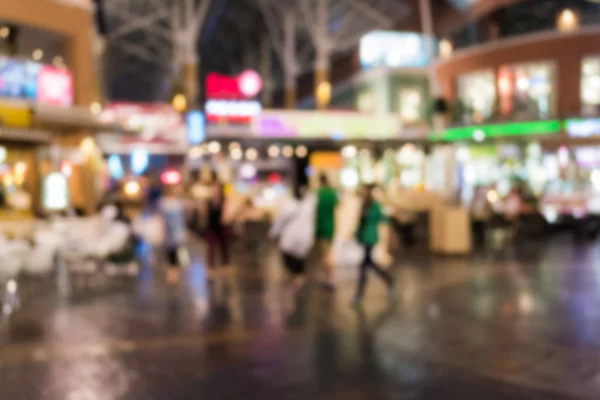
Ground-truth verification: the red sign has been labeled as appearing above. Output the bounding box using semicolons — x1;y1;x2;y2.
206;70;262;100
161;169;182;185
37;66;73;107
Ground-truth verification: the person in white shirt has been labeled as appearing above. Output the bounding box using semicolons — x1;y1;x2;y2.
269;186;317;294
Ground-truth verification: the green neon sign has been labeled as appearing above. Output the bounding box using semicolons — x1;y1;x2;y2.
430;120;561;142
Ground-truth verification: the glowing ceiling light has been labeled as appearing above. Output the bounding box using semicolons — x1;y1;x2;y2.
268;145;280;158
189;146;205;160
229;141;241;150
0;26;9;39
52;56;64;67
282;145;294;158
172;93;187;112
439;39;453;58
32;49;43;61
230;147;243;160
342;145;357;158
0;146;6;163
557;8;579;32
295;145;308;158
124;180;141;196
89;101;102;115
245;147;258;161
208;141;221;154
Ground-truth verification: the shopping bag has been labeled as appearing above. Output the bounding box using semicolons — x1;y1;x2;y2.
330;237;364;269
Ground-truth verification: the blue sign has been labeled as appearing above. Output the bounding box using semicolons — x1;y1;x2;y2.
131;148;149;175
108;154;125;180
187;110;205;144
0;57;41;100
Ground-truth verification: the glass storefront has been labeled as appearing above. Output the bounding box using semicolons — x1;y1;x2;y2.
456;69;496;123
497;61;556;120
0;146;37;213
456;62;555;123
581;56;600;115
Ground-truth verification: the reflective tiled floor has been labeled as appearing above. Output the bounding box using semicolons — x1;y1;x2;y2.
2;235;599;399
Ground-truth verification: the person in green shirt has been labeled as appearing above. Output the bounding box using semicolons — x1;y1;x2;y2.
354;184;394;306
316;174;338;289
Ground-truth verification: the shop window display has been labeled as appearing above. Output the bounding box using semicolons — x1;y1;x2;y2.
581;56;600;115
398;88;424;124
497;61;555;120
0;149;34;212
456;70;496;123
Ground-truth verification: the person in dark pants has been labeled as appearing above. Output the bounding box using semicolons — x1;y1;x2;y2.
353;184;394;307
202;183;231;272
471;185;491;248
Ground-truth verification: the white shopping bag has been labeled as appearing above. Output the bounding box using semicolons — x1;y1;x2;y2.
330;237;364;269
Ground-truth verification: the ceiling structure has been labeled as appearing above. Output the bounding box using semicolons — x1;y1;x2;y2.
100;0;488;103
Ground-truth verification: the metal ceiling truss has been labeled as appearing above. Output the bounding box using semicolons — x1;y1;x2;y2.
102;0;412;101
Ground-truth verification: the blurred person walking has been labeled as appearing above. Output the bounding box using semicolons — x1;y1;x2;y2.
353;184;395;307
199;182;232;273
471;185;491;248
159;183;188;284
315;174;338;289
270;186;317;294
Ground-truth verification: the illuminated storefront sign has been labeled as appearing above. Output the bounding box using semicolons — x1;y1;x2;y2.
0;57;73;106
187;110;205;144
37;66;74;107
565;118;600;137
98;103;187;154
430;120;561;142
0;101;33;128
252;111;402;139
43;172;69;211
205;70;262;123
359;31;432;69
130;148;149;175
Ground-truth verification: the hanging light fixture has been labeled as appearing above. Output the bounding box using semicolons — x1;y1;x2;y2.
295;145;308;158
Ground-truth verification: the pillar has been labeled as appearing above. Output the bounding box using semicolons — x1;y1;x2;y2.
314;0;330;110
283;11;297;109
418;0;440;97
260;36;273;107
65;20;101;215
182;42;199;108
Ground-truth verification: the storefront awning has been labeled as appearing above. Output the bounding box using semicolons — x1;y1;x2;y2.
0;99;134;135
0;126;52;143
33;104;134;134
